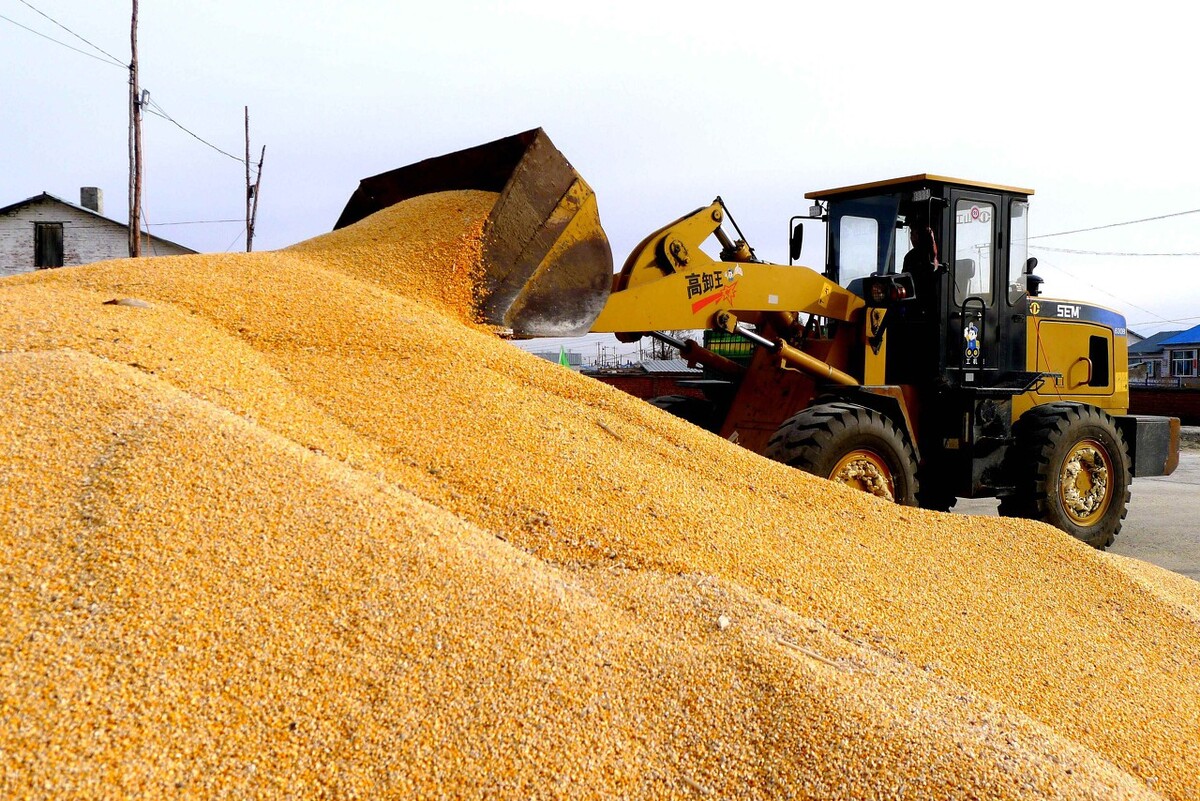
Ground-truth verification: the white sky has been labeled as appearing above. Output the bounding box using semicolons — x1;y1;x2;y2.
4;1;1198;355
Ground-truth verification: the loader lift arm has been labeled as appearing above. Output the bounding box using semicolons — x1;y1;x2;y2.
591;200;863;336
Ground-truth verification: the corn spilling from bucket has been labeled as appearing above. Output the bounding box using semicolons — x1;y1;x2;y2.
2;190;1199;799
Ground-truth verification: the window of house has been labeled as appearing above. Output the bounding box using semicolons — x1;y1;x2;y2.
34;222;64;268
1171;349;1197;377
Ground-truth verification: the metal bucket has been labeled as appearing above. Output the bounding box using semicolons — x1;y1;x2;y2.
335;128;612;337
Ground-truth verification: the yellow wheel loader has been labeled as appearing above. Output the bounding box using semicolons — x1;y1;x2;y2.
337;129;1179;548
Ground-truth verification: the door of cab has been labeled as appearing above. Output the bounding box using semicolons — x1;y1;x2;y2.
946;189;1004;383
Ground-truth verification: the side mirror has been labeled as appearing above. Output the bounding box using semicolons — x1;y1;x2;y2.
1024;256;1042;297
789;220;804;264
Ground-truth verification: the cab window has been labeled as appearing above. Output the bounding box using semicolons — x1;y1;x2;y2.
954;200;994;306
1008;199;1029;304
828;193;902;288
837;215;879;288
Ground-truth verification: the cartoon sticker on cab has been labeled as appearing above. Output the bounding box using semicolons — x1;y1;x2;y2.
964;322;980;367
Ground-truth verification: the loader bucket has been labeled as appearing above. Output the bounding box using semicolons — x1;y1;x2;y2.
335;128;612;337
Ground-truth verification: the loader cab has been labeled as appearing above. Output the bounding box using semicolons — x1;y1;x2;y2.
806;174;1036;387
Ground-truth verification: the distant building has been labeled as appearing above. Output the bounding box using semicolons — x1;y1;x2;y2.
1159;326;1200;381
1128;330;1183;381
0;188;195;279
586;358;704;400
530;350;584;369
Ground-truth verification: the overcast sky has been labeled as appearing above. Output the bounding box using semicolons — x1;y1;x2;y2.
4;1;1197;354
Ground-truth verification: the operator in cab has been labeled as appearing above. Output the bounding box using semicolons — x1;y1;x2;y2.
901;215;943;321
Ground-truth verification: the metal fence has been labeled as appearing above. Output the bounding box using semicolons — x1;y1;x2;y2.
1130;376;1200;389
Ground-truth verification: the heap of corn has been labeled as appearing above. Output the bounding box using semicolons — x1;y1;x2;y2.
3;190;1199;799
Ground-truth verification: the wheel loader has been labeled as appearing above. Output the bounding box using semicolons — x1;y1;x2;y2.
337;129;1179;548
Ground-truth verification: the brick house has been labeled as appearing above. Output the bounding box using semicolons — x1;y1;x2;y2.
0;188;195;279
1159;325;1200;382
1128;329;1183;381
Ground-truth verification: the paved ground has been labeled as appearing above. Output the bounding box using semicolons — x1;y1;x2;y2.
954;440;1200;581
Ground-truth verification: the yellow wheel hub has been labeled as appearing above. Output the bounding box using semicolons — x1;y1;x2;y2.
830;450;895;502
1058;440;1113;526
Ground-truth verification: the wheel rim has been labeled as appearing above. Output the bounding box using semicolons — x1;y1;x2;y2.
1057;439;1113;526
829;449;895;502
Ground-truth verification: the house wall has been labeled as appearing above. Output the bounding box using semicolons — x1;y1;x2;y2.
1165;344;1200;378
1;196;192;278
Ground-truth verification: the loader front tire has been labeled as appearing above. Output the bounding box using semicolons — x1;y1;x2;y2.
766;403;918;506
999;403;1131;549
648;395;718;433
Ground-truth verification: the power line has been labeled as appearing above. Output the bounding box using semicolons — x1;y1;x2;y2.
1128;314;1200;329
3;5;253;175
1035;258;1172;325
151;218;244;226
1031;245;1200;257
0;10;124;68
140;202;159;257
224;227;249;252
15;0;125;66
1030;207;1200;240
145;99;253;171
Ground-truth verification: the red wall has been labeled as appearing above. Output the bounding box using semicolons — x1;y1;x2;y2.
1130;387;1200;425
589;373;706;401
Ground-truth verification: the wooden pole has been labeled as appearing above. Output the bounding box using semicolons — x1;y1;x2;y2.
244;106;251;251
248;145;265;252
128;0;142;257
245;107;266;252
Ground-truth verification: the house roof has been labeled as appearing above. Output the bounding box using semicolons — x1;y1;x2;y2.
0;192;196;254
1160;325;1200;348
640;359;702;374
1129;329;1184;354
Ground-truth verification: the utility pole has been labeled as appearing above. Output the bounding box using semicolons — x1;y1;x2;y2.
244;106;265;252
127;0;143;257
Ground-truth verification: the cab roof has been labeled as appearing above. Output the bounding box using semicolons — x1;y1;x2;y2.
804;173;1035;201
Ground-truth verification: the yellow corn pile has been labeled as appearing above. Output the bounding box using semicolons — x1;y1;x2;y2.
2;190;1199;799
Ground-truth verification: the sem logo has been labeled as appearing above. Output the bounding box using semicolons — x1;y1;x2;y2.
1056;304;1081;318
1029;301;1040;315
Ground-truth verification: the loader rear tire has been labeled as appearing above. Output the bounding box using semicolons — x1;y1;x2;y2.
765;403;918;506
999;403;1131;549
648;395;718;433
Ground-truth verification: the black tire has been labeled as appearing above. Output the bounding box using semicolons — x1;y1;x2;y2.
648;395;718;432
765;402;919;505
999;403;1131;549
